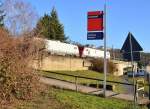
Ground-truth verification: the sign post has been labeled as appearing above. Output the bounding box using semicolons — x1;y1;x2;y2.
121;32;143;107
129;33;137;107
103;3;107;97
129;33;136;106
87;3;106;97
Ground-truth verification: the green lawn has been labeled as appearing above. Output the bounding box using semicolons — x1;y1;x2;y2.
16;86;147;109
39;70;128;93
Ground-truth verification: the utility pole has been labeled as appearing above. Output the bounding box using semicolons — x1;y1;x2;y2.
112;45;115;60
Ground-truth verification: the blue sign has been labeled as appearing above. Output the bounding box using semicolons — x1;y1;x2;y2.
121;32;143;61
87;32;103;40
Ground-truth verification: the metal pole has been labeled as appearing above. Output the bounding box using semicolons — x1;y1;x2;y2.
103;3;107;97
129;32;135;84
129;32;136;106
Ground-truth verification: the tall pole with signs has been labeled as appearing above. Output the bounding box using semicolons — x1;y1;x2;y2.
129;33;136;106
103;3;107;97
121;32;143;106
129;33;136;102
87;3;107;97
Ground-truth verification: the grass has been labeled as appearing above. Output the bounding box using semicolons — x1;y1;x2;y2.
39;70;128;93
41;70;121;81
15;86;147;109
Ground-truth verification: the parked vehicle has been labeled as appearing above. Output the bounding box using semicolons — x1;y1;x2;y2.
127;70;148;77
137;70;148;77
127;71;137;77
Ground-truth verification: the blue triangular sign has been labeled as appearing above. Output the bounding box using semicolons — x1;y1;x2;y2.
121;32;143;61
121;32;143;53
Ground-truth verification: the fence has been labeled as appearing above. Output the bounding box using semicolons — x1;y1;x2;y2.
40;71;150;108
41;71;135;92
42;71;134;84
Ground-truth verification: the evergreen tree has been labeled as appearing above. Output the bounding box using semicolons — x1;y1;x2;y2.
36;8;67;41
36;14;51;39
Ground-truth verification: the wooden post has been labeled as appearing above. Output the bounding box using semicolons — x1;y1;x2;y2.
148;84;150;109
136;83;138;102
75;76;78;92
97;80;99;88
134;82;137;108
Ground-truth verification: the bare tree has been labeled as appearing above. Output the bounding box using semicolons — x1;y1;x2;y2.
3;0;38;35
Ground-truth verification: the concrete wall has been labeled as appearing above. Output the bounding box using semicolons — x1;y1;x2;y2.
33;55;92;71
112;60;137;76
32;55;138;76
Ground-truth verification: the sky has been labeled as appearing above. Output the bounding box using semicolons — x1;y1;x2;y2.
24;0;150;52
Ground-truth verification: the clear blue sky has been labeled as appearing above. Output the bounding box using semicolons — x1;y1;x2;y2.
25;0;150;52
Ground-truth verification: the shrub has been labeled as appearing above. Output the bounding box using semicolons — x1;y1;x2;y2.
90;58;117;74
0;28;45;105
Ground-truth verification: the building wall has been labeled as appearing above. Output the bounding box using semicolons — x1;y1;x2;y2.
146;65;150;73
33;55;92;71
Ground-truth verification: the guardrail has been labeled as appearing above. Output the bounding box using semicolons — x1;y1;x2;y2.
40;70;150;108
41;70;150;86
42;71;134;86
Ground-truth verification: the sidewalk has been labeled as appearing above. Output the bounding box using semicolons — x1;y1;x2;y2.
40;77;149;105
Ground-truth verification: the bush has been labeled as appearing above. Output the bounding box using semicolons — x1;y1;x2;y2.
0;28;45;105
90;59;117;74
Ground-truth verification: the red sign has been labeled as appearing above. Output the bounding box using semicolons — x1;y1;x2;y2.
87;11;103;31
